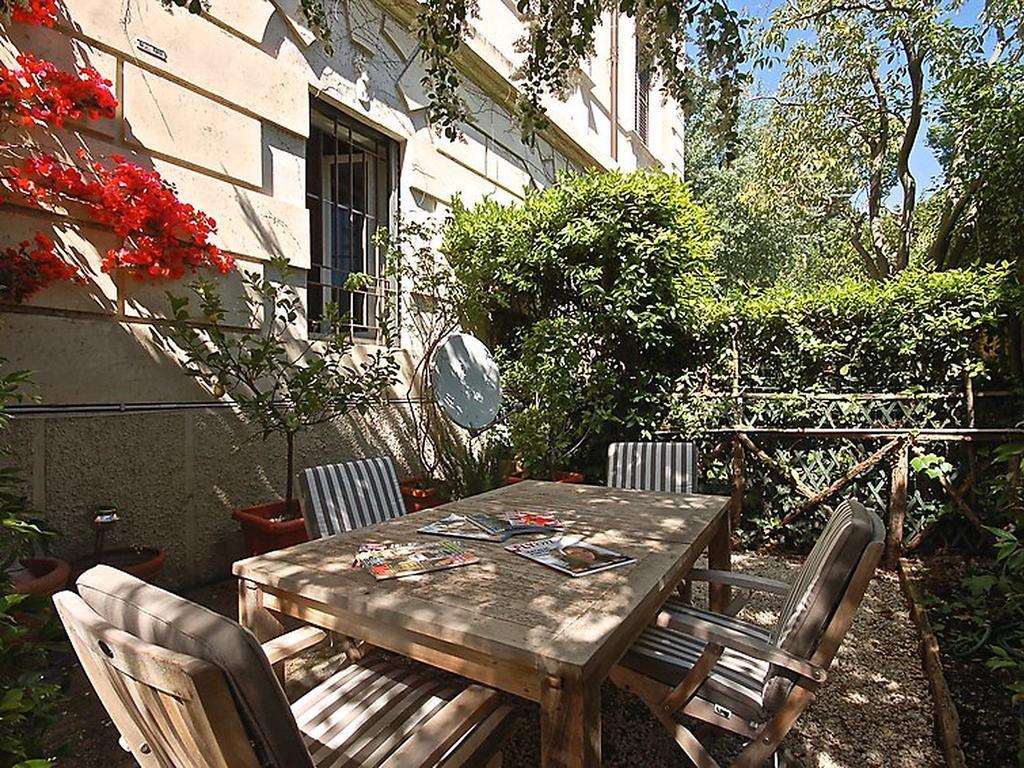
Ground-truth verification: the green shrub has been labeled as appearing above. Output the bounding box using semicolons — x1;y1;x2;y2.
445;169;1021;479
0;366;63;767
444;169;720;473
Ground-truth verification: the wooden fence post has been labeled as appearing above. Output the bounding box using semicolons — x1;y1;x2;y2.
730;433;745;532
885;440;910;569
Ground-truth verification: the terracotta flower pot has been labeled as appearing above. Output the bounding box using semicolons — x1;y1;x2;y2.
71;547;167;583
399;477;446;513
503;469;585;485
12;557;71;597
232;499;307;556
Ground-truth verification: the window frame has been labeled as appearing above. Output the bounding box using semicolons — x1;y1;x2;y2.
305;97;399;342
635;45;651;146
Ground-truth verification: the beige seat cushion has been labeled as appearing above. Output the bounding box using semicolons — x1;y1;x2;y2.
764;500;882;710
77;565;312;768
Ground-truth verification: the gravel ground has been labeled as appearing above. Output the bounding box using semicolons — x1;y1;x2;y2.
49;553;940;767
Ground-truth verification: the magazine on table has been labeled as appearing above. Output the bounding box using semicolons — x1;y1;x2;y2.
505;535;636;577
418;511;564;542
353;540;479;580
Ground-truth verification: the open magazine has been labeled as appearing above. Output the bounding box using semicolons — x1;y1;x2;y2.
353;540;479;580
418;512;564;542
505;535;636;577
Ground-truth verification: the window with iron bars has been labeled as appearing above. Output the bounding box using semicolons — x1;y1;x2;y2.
306;99;396;340
635;46;651;145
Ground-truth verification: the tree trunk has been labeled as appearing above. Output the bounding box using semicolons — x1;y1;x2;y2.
895;42;925;272
285;432;295;504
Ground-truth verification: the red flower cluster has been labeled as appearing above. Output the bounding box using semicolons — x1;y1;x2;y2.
8;153;233;280
8;0;58;26
0;233;80;304
0;54;117;127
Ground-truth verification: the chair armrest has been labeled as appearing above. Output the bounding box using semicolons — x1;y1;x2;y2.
655;609;826;684
261;626;327;666
686;569;790;596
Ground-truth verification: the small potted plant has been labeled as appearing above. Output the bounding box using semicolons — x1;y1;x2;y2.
168;258;399;555
378;220;467;509
502;317;589;484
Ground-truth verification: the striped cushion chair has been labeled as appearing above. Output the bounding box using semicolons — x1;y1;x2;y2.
299;456;406;538
606;441;697;494
612;499;884;768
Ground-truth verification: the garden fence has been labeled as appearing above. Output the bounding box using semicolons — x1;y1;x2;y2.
660;388;1024;567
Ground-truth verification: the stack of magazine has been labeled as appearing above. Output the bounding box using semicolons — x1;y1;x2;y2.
418;511;564;542
354;540;479;580
506;535;636;577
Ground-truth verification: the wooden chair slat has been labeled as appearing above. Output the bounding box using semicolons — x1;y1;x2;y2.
379;685;501;768
304;668;441;762
334;682;456;767
437;704;517;768
292;658;387;723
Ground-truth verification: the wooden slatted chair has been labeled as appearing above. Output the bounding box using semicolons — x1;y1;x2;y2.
611;500;885;768
54;565;515;768
299;456;406;538
607;441;698;494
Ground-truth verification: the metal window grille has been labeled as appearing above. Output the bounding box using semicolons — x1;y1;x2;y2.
635;48;651;145
306;100;397;339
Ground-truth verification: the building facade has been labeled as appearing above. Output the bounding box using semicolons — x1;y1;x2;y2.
0;0;685;586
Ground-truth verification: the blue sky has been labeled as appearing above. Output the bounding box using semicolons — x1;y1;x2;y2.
744;0;988;194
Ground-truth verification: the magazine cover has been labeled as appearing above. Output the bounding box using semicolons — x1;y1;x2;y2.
419;512;564;542
354;540;479;580
417;514;505;541
505;535;636;577
466;512;564;536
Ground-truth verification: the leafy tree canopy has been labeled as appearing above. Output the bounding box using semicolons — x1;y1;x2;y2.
754;0;1023;279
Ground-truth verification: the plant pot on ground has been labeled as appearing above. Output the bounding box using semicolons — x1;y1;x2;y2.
168;258;398;555
68;510;166;582
399;477;446;513
70;547;166;582
233;499;308;556
503;469;584;485
11;557;70;597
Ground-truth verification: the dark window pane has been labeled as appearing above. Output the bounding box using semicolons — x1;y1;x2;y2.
306;98;395;334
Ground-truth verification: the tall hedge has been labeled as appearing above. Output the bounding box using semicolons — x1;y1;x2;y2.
444;170;719;473
442;170;1022;476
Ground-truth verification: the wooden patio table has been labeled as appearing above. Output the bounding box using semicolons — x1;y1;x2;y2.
234;480;730;768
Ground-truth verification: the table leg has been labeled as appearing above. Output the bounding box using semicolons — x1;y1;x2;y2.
238;579;285;679
540;675;600;768
708;512;731;612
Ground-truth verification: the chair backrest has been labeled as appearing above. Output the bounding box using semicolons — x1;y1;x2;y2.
763;499;884;710
298;456;406;538
53;589;264;768
69;565;314;768
607;441;697;494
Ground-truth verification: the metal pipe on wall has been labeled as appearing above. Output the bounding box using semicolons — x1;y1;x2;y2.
609;10;619;161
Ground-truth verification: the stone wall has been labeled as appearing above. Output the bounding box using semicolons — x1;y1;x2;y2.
8;402;425;587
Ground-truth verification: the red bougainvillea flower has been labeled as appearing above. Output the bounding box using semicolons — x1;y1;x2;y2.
0;232;81;304
0;54;116;127
5;153;233;281
8;0;58;27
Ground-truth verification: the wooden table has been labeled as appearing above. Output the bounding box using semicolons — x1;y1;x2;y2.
234;480;730;768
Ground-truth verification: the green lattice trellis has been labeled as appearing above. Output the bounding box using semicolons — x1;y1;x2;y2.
682;391;1017;553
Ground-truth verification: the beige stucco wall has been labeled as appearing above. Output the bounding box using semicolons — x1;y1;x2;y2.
0;0;685;586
